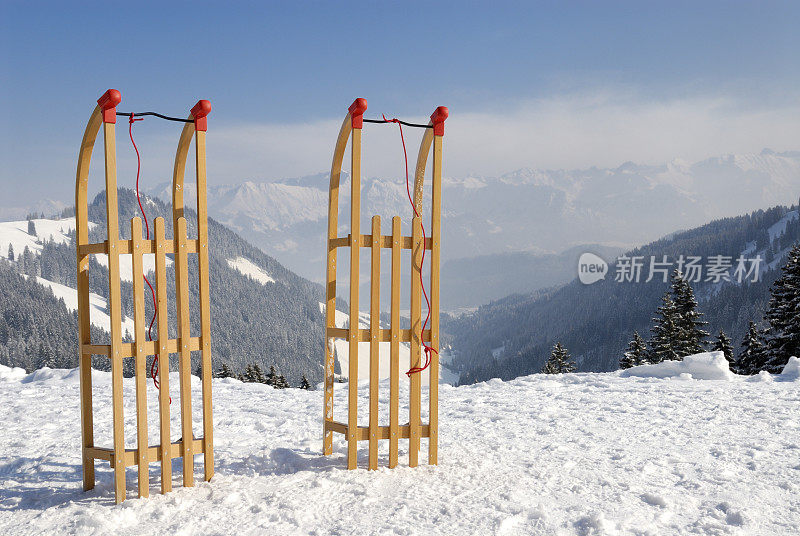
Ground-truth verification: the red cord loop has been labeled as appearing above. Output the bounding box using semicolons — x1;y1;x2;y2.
383;115;438;376
128;114;170;403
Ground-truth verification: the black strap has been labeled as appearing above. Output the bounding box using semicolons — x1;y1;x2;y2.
117;112;193;123
363;118;432;129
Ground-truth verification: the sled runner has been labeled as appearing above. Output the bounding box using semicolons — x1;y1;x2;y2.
322;98;448;469
75;89;214;503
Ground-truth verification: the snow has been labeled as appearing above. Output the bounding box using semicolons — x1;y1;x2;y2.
26;275;136;336
0;216;165;283
0;217;89;258
226;256;275;285
768;210;799;241
621;352;735;381
0;365;26;382
780;356;800;380
0;365;798;535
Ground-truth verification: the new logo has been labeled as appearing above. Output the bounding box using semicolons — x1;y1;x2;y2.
578;253;608;285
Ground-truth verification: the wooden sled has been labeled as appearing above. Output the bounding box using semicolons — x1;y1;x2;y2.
322;98;449;470
75;89;214;503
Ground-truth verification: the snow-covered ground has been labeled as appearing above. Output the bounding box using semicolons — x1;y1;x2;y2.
1;355;798;535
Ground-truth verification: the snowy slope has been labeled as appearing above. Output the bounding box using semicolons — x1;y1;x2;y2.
0;215;168;283
0;360;798;535
768;209;799;241
23;276;136;336
226;256;275;285
0;217;90;257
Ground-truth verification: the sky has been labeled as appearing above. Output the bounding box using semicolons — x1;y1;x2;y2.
1;0;799;210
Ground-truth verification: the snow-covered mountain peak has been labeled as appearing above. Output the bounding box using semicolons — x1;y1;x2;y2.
137;150;800;293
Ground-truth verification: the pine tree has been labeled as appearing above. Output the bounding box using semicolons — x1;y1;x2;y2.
28;219;36;237
671;270;708;356
252;364;267;384
299;375;311;390
242;364;256;382
711;329;734;363
736;321;765;375
274;373;290;389
265;365;278;386
216;363;234;378
21;246;34;276
648;293;682;363
7;244;14;262
620;331;648;369
762;243;800;372
542;342;576;374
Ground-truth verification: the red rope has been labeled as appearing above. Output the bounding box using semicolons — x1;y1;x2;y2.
128;114;169;401
382;115;438;376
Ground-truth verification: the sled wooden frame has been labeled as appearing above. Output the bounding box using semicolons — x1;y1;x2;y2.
75;89;214;503
322;98;448;470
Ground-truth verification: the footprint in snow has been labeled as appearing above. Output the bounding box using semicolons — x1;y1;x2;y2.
641;493;667;508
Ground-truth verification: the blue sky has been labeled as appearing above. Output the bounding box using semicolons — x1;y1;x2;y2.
1;1;799;208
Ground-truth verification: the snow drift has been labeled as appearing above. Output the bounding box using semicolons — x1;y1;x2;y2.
621;351;735;380
779;356;800;380
621;352;800;382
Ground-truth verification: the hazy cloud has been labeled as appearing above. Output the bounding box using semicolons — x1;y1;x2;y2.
201;91;800;184
5;90;800;209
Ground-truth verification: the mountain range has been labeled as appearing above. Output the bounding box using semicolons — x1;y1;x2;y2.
143;149;800;310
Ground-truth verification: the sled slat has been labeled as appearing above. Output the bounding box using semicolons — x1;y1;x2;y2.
101;120;127;504
429;134;443;465
325;328;432;343
195;129;215;482
86;438;205;466
174;217;194;487
389;216;401;468
324;422;431;441
409;216;422;467
368;216;381;470
347;126;362;470
154;218;172;494
78;239;200;256
82;338;202;358
130;217;149;498
329;234;432;250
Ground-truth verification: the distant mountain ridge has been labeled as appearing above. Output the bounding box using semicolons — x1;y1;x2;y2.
145;149;800;311
446;202;800;384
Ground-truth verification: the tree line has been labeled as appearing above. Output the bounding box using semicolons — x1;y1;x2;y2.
617;247;800;375
452;203;800;384
215;362;312;389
